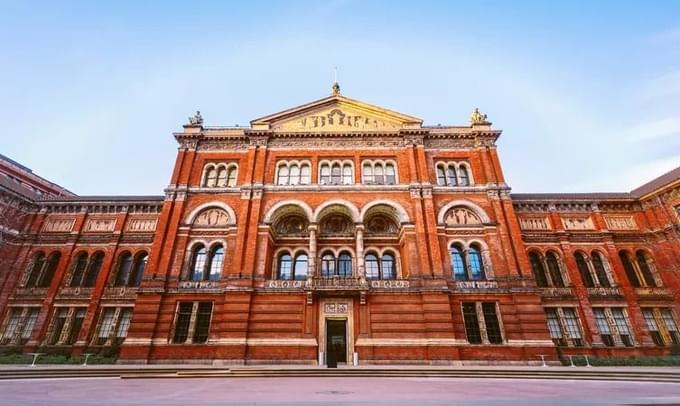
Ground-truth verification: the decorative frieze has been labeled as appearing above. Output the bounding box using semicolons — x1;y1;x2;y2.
370;280;410;289
456;280;498;289
323;302;349;315
42;217;75;233
519;216;551;231
84;218;116;233
126;217;158;233
265;280;304;289
561;216;594;230
604;216;637;230
178;280;219;290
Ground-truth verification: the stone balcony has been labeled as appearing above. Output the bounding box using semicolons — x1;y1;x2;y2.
587;287;624;300
634;287;673;300
541;287;577;300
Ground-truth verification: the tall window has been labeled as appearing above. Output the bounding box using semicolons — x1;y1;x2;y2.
451;243;488;281
69;253;89;287
173;302;213;344
189;244;223;282
362;161;397;185
0;308;39;345
289;165;300;185
529;252;548;287
362;163;373;184
446;165;457;186
462;302;503;344
276;252;307;280
207;245;224;281
594;307;635;347
277;162;311;185
190;245;207;281
278;253;293;279
83;252;104;287
48;308;69;345
331;164;341;184
450;244;467;281
458;165;470;186
66;308;86;345
436;166;447;185
482;303;503;344
545;308;584;347
462;303;481;344
293;254;308;280
321;253;336;277
364;252;397;280
545;252;565;287
203;164;237;187
193;302;213;343
619;251;641;287
591;251;611;288
277;165;289;186
172;302;194;344
468;245;485;280
435;162;473;186
26;251;61;288
574;252;595;288
593;308;613;346
114;253;133;287
642;308;680;346
25;252;46;287
320;164;331;184
338;252;352;277
611;308;634;347
642;309;664;346
635;251;657;287
128;252;148;287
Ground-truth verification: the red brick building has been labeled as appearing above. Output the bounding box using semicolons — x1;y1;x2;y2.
1;85;679;365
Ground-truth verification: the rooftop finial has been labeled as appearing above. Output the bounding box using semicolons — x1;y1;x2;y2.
188;110;203;126
331;66;341;96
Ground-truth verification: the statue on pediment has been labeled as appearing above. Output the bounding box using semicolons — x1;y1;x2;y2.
188;110;203;126
470;108;490;126
444;207;482;226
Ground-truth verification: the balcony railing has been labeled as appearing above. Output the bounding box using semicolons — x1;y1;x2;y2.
587;287;623;299
635;287;673;300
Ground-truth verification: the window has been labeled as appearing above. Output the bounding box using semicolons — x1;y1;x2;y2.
435;161;473;186
591;252;611;288
635;251;657;287
82;252;104;287
0;309;22;344
545;308;584;347
321;253;336;277
338;252;352;277
69;253;89;287
96;309;117;345
331;164;341;184
575;252;595;288
187;244;224;282
562;308;584;347
462;303;482;344
207;245;224;281
545;252;565;287
320;164;331;185
594;307;635;347
190;245;207;281
116;309;132;342
619;251;641;287
276;162;310;186
545;308;565;346
482;303;503;344
173;301;213;344
319;161;353;185
364;252;396;280
643;309;664;346
66;309;86;344
193;302;213;343
114;253;133;287
529;252;548;287
277;253;293;280
21;309;39;344
25;252;46;287
450;242;488;281
661;309;680;345
293;254;308;280
48;308;69;345
362;161;397;185
450;244;467;281
38;252;60;288
322;251;353;278
203;163;238;187
128;252;147;287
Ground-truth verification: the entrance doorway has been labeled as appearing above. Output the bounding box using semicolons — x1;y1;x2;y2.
326;319;347;363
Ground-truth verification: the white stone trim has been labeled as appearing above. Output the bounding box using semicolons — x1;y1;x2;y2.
184;201;237;226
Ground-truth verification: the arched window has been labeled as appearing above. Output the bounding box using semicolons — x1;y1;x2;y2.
331;163;342;184
575;252;595;288
226;166;238;187
321;253;336;277
83;252;104;287
38;252;61;288
277;253;293;280
216;167;228;187
70;253;89;287
450;244;467;281
381;252;396;280
206;168;218;187
545;252;565;287
129;252;148;287
338;252;352;277
468;244;485;280
207;245;224;281
436;166;447;185
362;163;373;184
529;252;548;287
277;166;289;186
591;251;611;288
114;252;133;287
446;165;457;186
190;245;207;281
289;165;300;186
385;164;396;185
458;165;470;186
374;164;385;184
342;164;353;185
25;252;46;287
635;251;657;287
300;164;311;185
293;253;308;280
619;251;641;287
320;164;331;184
365;253;380;279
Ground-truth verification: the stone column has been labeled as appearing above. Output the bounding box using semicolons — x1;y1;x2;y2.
355;225;365;279
308;225;317;279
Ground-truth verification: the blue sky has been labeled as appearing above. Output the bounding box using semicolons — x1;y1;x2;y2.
1;1;678;195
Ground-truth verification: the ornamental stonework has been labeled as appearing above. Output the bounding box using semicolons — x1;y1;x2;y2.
272;107;401;132
444;207;481;226
323;302;349;315
519;216;551;230
126;217;158;232
42;217;75;233
562;216;595;230
84;218;116;233
604;216;637;230
192;208;230;227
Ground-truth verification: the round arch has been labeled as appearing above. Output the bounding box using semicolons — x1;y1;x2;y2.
360;199;411;223
313;199;360;223
184;201;237;225
436;200;492;224
262;199;314;224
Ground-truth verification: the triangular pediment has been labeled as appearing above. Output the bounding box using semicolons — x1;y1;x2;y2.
250;94;422;132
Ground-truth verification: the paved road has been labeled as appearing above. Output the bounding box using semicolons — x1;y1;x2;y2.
2;377;680;405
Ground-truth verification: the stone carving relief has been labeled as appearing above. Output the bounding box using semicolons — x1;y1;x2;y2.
323;303;349;315
272;107;401;132
604;216;637;230
126;218;158;232
370;280;410;289
519;217;551;231
42;218;75;233
562;216;595;230
365;214;399;235
84;218;116;233
274;215;308;235
320;214;353;235
193;208;230;227
444;207;482;226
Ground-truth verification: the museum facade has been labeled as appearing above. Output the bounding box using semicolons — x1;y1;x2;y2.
1;84;679;365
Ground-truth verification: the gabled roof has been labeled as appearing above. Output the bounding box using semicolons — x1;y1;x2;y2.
250;91;423;131
631;166;680;198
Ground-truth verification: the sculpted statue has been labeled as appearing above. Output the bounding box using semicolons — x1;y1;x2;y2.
444;207;481;226
188;110;203;125
470;108;489;125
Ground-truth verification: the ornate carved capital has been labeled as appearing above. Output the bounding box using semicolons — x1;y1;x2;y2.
249;135;269;147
